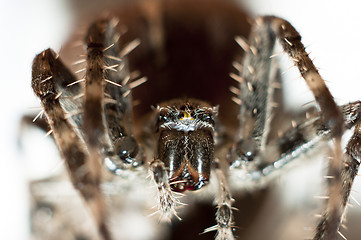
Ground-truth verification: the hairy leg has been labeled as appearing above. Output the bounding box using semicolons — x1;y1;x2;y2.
232;15;354;239
32;49;111;240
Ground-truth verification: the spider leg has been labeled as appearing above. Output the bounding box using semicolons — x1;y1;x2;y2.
231;101;360;180
314;103;361;240
82;17;145;170
265;16;344;240
101;18;145;171
31;49;111;240
258;101;361;240
233;17;279;154
225;17;281;239
150;159;180;221
229;14;286;189
232;16;351;239
214;164;235;240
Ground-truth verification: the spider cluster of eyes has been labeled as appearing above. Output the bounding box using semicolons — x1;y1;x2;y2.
156;105;218;132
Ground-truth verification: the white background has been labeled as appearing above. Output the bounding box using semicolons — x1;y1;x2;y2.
1;0;361;239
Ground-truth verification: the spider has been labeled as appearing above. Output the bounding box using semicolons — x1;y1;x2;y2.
28;0;361;239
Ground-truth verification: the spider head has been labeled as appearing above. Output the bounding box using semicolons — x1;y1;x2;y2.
155;99;217;192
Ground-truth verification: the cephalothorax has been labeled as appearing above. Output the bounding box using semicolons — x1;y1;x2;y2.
155;99;217;192
29;0;361;239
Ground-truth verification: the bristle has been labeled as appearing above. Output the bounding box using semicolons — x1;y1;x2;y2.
249;46;258;55
105;79;122;87
75;68;86;74
232;96;242;105
72;58;86;65
229;86;240;95
103;43;115;52
229;73;244;83
104;54;122;62
129;77;147;89
104;64;120;72
32;109;44;122
235;36;249;52
338;231;347;240
232;61;243;72
67;78;85;87
40;76;53;83
119;39;141;58
122;75;131;85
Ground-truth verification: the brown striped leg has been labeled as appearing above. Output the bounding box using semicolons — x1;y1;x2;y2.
101;18;145;171
203;166;235;240
229;14;288;186
233;16;346;239
82;18;144;173
314;104;361;240
230;102;361;182
31;49;111;240
266;16;344;137
263;16;344;240
149;159;181;221
233;17;279;158
83;20;109;147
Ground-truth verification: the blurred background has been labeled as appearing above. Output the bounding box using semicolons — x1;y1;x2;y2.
1;0;361;239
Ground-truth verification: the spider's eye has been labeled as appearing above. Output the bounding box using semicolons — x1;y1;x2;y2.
158;110;171;123
235;139;258;162
159;114;167;121
179;112;194;120
113;136;139;164
196;111;214;124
